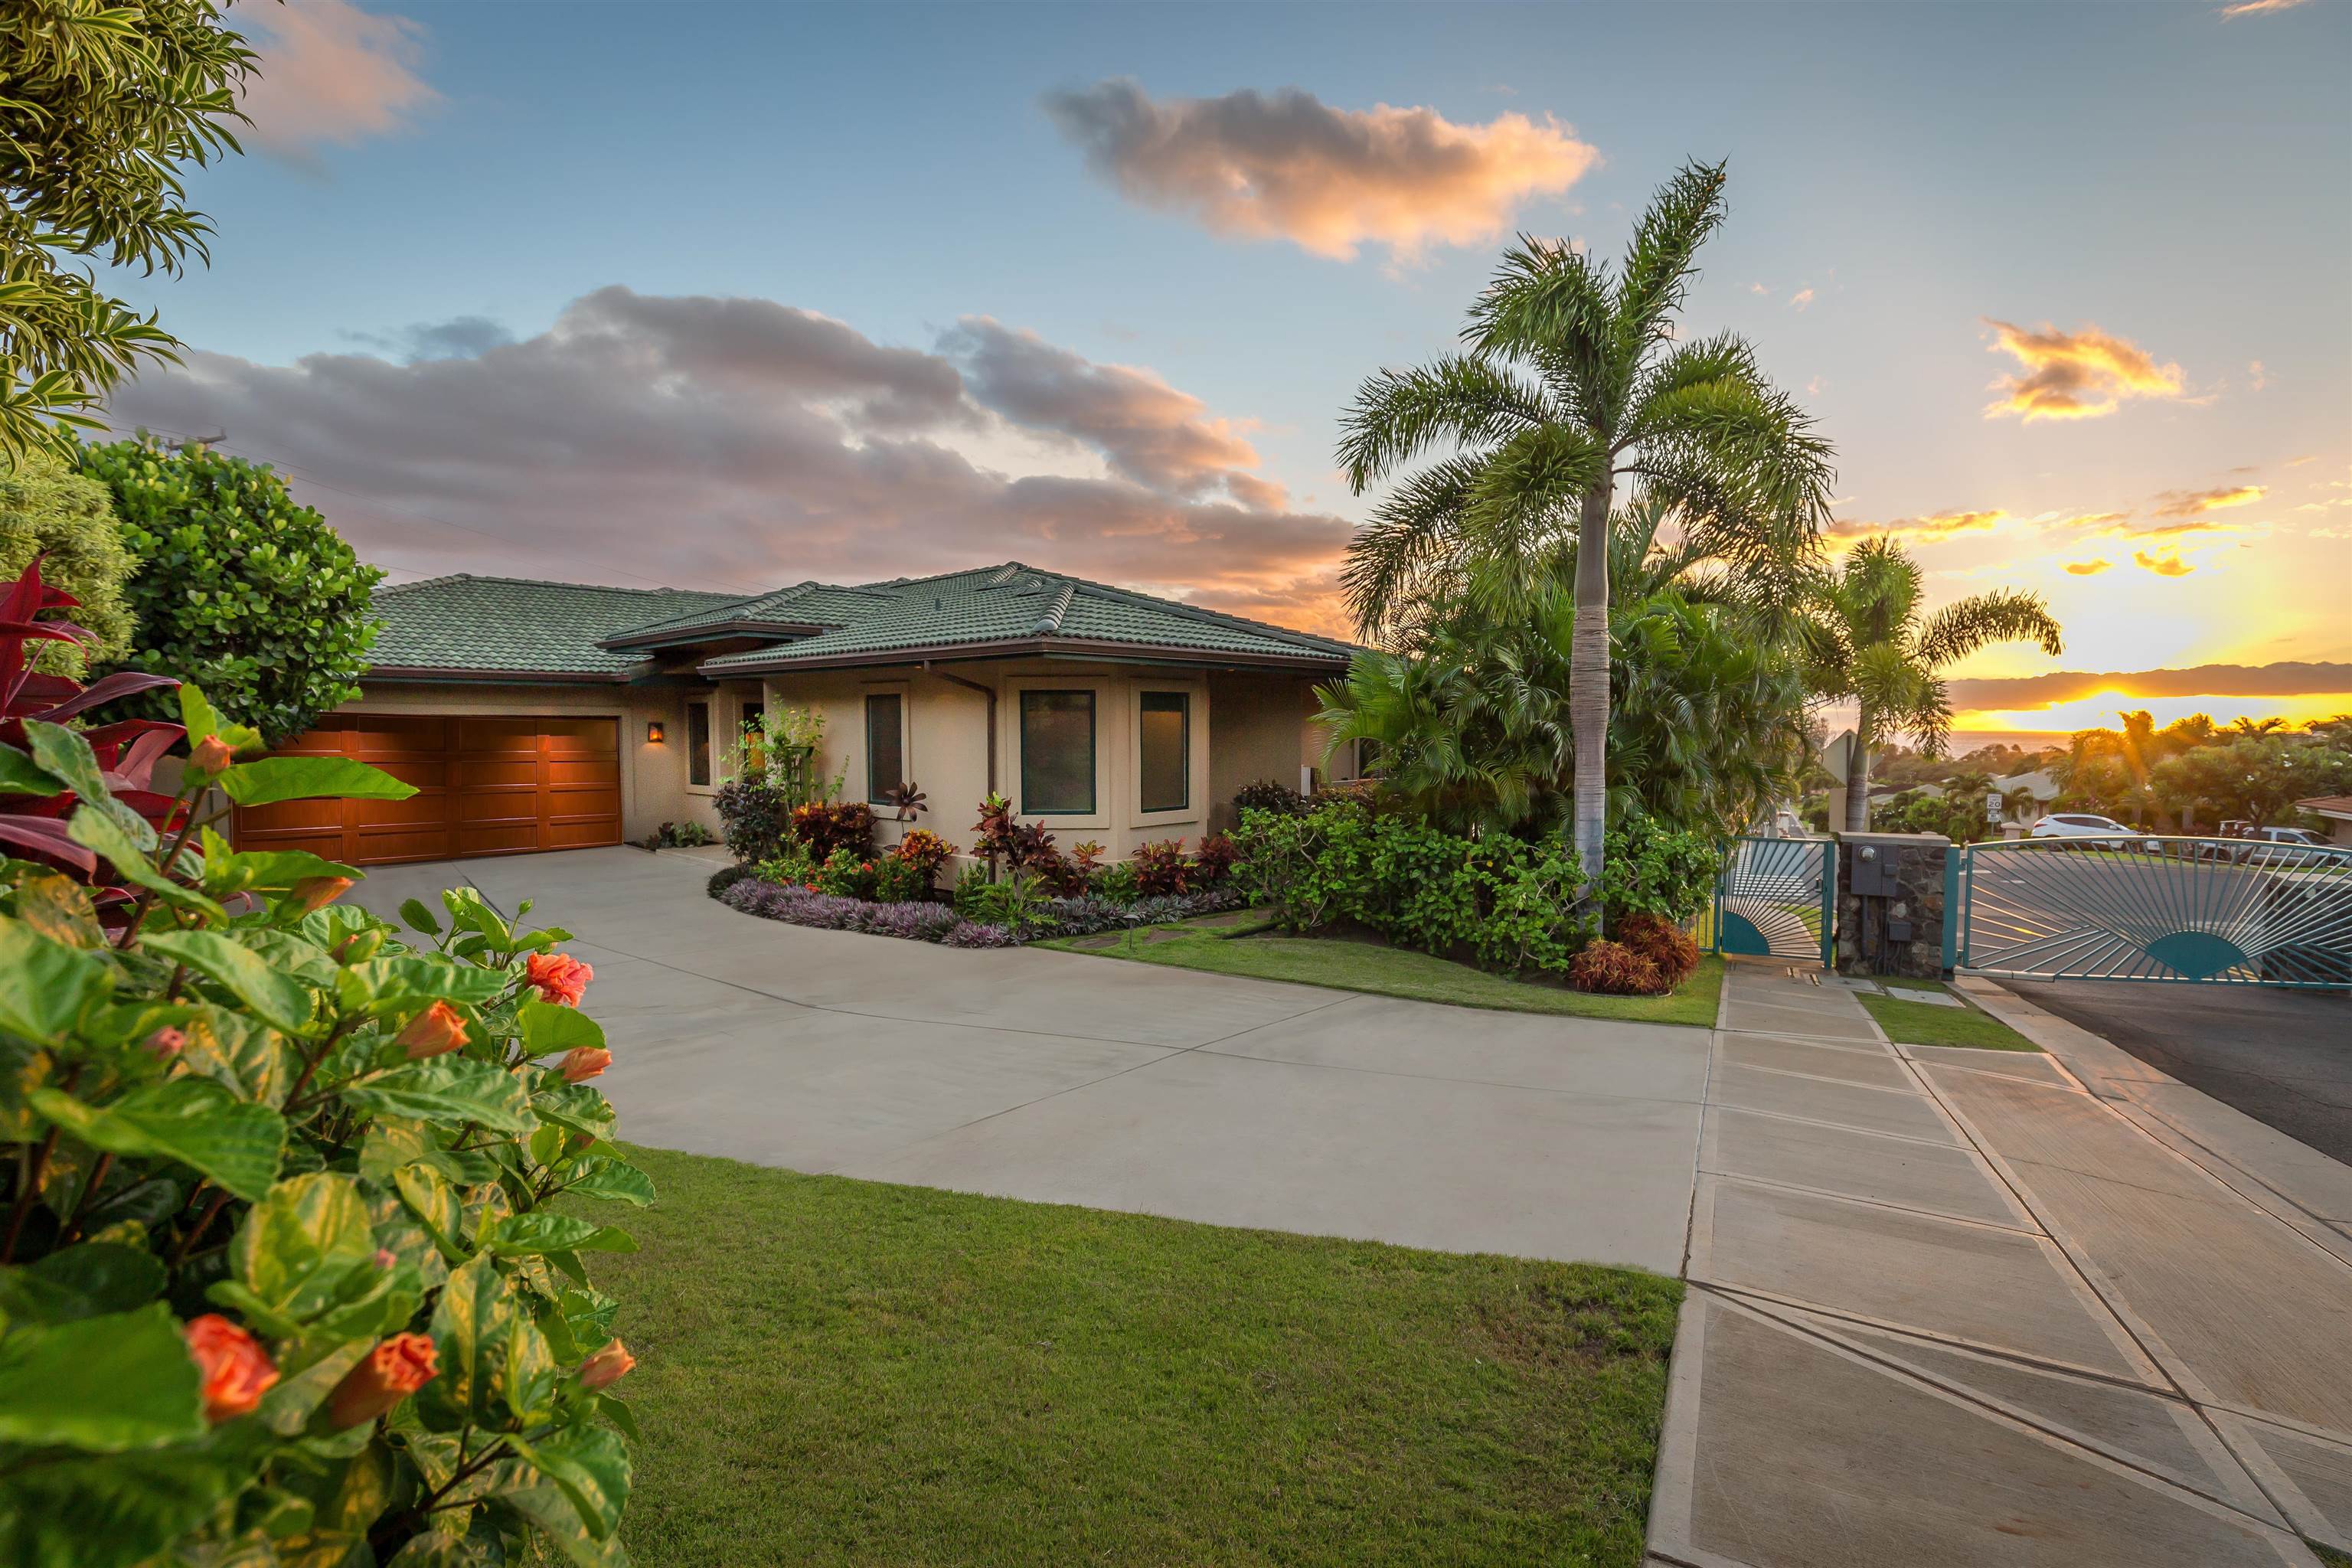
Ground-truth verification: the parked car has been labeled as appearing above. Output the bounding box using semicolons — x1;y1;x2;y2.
2029;812;2148;848
2195;822;2337;865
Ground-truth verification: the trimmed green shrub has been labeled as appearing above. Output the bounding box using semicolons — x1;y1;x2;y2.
81;438;383;743
1599;812;1722;926
0;451;135;673
1230;799;1592;975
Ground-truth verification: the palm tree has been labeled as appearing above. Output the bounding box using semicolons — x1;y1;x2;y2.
1807;538;2064;833
1336;159;1834;895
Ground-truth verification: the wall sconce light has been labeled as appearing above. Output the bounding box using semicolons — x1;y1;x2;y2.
645;720;665;744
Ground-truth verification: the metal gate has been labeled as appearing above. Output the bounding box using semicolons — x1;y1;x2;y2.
1699;836;1835;967
1955;837;2352;988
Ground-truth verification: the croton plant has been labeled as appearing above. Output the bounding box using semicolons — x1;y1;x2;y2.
0;560;650;1568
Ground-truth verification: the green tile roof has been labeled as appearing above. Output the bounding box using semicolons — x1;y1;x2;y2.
370;575;745;676
599;580;903;646
695;564;1358;673
368;564;1357;680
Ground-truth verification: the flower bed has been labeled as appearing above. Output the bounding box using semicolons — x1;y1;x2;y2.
710;787;1246;947
717;877;1245;947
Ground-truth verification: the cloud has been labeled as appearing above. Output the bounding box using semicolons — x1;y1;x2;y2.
2062;560;2112;576
936;318;1267;498
237;0;438;167
346;316;515;363
1942;662;2352;711
2134;550;2194;577
2220;0;2313;15
2149;482;2264;518
1748;283;1771;296
1825;508;2008;547
1788;288;1815;311
2247;360;2271;391
1040;80;1599;262
1981;319;2185;421
99;286;1354;632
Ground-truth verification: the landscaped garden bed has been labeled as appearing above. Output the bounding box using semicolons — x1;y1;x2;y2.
571;1143;1683;1567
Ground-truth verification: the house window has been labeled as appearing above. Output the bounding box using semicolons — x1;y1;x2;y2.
740;697;766;771
1020;690;1095;815
866;693;904;804
687;701;711;787
1138;691;1189;813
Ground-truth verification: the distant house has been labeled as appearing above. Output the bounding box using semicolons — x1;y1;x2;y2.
232;563;1365;868
2296;795;2352;848
1990;769;2060;822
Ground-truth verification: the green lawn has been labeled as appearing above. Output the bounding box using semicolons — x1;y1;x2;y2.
579;1145;1683;1567
1042;923;1724;1027
1857;978;2040;1051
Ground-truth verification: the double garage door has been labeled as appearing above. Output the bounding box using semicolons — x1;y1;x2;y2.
234;714;622;867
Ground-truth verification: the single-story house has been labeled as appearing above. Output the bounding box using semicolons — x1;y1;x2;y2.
233;562;1365;868
2296;795;2352;848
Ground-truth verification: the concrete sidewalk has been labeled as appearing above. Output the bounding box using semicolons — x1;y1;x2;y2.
1650;962;2352;1567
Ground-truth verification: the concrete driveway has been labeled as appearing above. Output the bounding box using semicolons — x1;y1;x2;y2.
347;846;1710;1273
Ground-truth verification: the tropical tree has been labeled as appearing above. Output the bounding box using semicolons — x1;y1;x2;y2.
0;2;253;466
1335;160;1835;894
1317;577;1811;841
2150;733;2352;829
1806;537;2063;832
83;437;384;743
0;449;133;671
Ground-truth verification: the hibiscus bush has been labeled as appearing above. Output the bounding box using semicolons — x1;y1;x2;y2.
0;560;648;1567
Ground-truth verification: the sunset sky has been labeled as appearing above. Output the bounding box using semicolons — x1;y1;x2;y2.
100;0;2351;740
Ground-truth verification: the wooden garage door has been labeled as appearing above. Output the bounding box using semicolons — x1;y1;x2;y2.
233;714;622;867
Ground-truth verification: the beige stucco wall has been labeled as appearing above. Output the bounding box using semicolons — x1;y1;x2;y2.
1206;672;1354;831
754;659;1341;866
348;658;1342;864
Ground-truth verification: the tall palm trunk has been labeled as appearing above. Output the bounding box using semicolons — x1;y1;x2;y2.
1570;481;1613;900
1842;717;1872;834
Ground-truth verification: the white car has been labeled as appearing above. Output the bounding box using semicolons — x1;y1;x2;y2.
2029;812;2147;848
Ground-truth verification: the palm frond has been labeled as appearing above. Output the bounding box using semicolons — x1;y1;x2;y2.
1913;589;2065;668
1334;354;1553;492
1463;233;1619;426
1338;454;1484;640
1612;160;1730;358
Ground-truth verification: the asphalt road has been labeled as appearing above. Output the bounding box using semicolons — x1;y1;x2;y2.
2000;978;2352;1165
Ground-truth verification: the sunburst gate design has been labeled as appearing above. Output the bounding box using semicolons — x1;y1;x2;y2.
1958;838;2352;988
1704;837;1836;966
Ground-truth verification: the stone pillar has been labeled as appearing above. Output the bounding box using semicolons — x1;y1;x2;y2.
1834;831;1952;978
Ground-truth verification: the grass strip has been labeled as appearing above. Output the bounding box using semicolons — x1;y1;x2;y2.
1858;978;2040;1051
1044;926;1723;1027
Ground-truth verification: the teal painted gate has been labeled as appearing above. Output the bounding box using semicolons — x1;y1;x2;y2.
1700;836;1835;967
1955;837;2352;988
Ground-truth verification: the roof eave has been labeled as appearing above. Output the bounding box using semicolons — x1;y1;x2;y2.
698;635;1352;678
364;665;633;685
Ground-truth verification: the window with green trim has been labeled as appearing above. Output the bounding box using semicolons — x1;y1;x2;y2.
1138;691;1189;812
1019;690;1095;815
